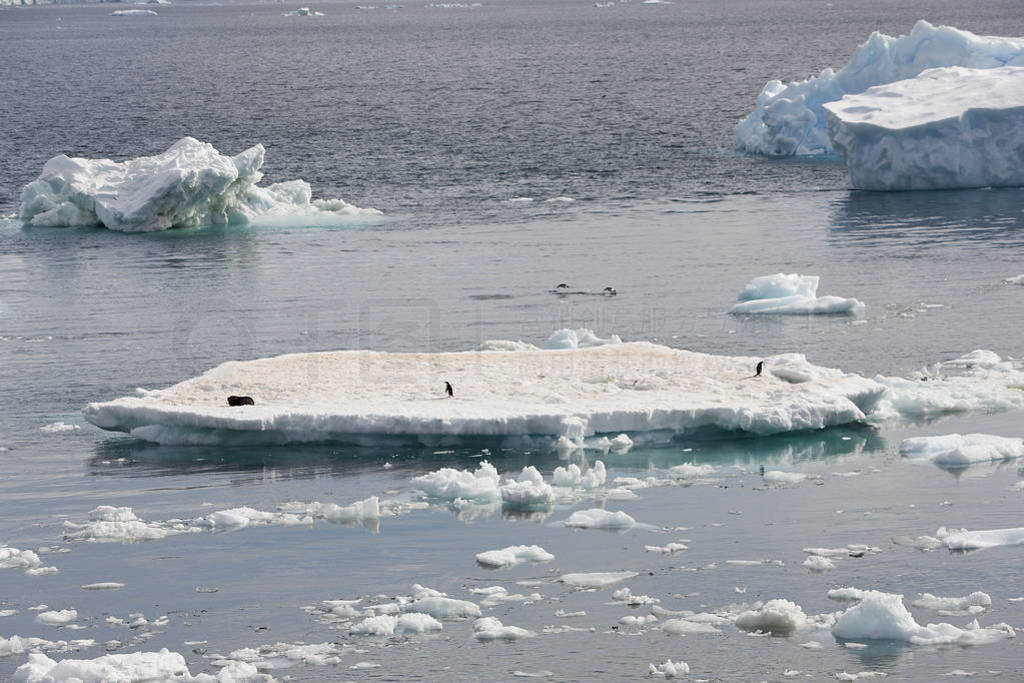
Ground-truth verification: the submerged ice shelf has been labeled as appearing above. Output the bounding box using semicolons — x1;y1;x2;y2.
83;340;885;446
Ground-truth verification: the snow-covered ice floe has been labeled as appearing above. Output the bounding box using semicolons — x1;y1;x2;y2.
475;545;554;569
111;8;157;15
899;433;1024;468
831;590;1014;645
12;648;262;682
735;20;1024;156
936;526;1024;551
19;137;380;232
729;274;864;316
84;335;886;446
825;66;1024;190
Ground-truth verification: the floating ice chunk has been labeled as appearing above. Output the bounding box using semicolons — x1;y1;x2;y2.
203;507;278;528
11;648;218;682
668;463;714;479
648;659;689;677
500;479;555;509
1004;275;1024;285
472;617;535;641
735;21;1024;156
81;582;123;590
900;434;1024;468
825;66;1024;191
321;496;380;524
62;506;186;543
662;619;722;635
836;673;888;681
0;546;54;575
403;596;481;620
351;613;442;635
413;462;500;503
802;555;835;572
111;9;158;15
542;329;622;349
19;137;379;232
35;610;78;626
39;422;80;433
936;526;1024;551
560;571;638;588
730;274;864;316
762;470;806;485
475;545;554;568
612;587;659;605
351;614;397;636
734;599;810;635
284;7;324;16
832;590;1015;645
564;508;635;530
911;592;991;614
645;542;688;554
619;614;658;626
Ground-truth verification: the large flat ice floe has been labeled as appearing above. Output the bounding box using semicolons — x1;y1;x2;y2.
735;21;1024;156
84;338;886;446
824;66;1024;190
19;137;380;232
729;274;864;316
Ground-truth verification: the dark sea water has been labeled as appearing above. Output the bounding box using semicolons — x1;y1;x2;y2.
1;0;1024;680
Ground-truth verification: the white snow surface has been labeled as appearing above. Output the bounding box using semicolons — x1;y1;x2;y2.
19;137;380;232
832;591;1015;645
729;274;864;315
825;66;1024;190
735;20;1024;156
84;338;886;446
899;433;1024;468
475;544;554;568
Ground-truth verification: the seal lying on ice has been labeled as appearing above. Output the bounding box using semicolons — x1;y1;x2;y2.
227;395;255;407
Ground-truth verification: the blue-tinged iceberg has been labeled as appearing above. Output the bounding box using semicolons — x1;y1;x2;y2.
824;66;1024;190
734;20;1024;156
729;274;864;315
19;137;380;232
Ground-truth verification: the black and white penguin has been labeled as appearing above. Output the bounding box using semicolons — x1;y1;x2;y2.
445;381;454;398
755;361;764;377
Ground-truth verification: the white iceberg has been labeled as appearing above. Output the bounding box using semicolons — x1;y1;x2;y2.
734;599;810;635
413;462;500;503
475;544;554;568
563;508;635;530
729;274;864;316
825;66;1024;190
19;137;379;232
832;590;1014;645
84;339;885;446
472;616;534;641
899;433;1024;468
735;20;1024;156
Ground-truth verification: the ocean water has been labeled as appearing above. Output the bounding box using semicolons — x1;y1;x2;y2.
1;0;1024;680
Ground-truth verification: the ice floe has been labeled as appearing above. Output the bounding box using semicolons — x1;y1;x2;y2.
84;336;886;446
19;137;379;232
475;544;554;568
825;66;1024;190
0;547;58;576
729;274;864;315
351;612;442;635
762;470;807;485
39;422;80;433
63;506;197;542
560;571;638;588
900;433;1024;468
472;616;534;641
832;590;1015;645
284;7;323;16
34;609;78;627
563;508;635;530
111;9;158;15
12;647;261;682
648;659;689;677
735;20;1024;156
911;592;991;616
734;599;812;635
936;526;1024;551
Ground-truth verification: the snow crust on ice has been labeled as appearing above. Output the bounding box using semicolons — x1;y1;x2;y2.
560;571;638;588
19;137;379;232
729;274;864;315
936;526;1024;551
472;617;535;641
899;433;1024;468
735;20;1024;156
475;545;554;568
832;591;1015;645
84;338;886;446
563;508;635;530
825;66;1024;190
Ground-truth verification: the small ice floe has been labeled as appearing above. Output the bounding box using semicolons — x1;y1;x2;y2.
13;648;213;681
40;422;80;433
1004;275;1024;285
475;545;554;569
619;614;658;627
762;470;806;485
403;586;481;620
351;661;381;669
277;496;380;529
560;571;638;589
81;582;123;591
63;506;193;543
899;433;1024;468
891;535;943;552
832;590;1015;645
470;586;540;608
648;659;689;677
802;555;835;572
668;463;715;480
0;609;18;617
563;508;635;531
1;546;58;576
472;616;535;641
734;599;813;635
836;672;888;681
661;618;723;635
552;461;606;488
500;467;555;509
1;636;91;658
284;7;324;16
911;592;991;616
111;9;158;15
611;587;659;606
351;613;443;636
645;542;688;554
35;609;78;626
936;526;1024;551
729;274;865;316
413;462;500;503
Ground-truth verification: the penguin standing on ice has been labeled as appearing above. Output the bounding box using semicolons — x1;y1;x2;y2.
754;361;764;377
445;381;454;398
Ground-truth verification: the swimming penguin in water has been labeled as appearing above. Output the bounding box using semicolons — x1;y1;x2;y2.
227;395;255;407
755;361;764;377
603;286;617;296
556;283;570;289
445;381;453;398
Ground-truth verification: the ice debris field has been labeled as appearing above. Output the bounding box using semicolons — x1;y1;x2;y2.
82;330;1024;447
18;137;380;232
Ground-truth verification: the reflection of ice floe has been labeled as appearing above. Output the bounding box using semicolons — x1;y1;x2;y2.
900;433;1024;468
735;21;1024;156
729;274;864;315
85;335;884;446
20;137;379;232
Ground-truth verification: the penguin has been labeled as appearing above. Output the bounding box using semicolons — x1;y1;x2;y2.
227;395;255;407
556;283;570;289
755;361;764;377
603;286;617;296
445;381;453;398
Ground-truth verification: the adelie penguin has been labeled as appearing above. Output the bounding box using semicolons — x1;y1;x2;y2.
444;381;454;398
227;395;255;407
754;361;764;377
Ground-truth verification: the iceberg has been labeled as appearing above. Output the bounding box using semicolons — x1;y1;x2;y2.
729;274;865;315
824;66;1024;190
735;20;1024;156
83;339;885;446
19;137;380;232
899;433;1024;468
